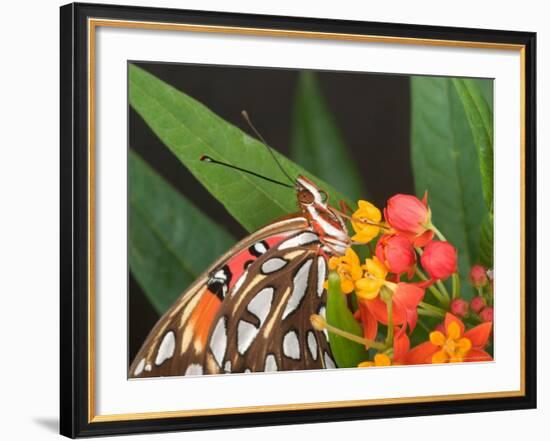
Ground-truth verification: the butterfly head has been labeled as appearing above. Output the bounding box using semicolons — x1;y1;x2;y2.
296;176;328;206
295;176;350;256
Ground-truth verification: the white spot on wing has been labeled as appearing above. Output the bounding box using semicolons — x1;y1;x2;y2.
145;364;152;372
324;351;336;369
185;364;203;376
155;331;175;366
247;287;273;326
282;259;313;319
210;317;227;367
283;331;300;360
224;360;232;373
237;320;258;355
317;258;326;297
278;232;318;250
318;306;329;341
133;358;145;376
265;354;278;372
254;242;268;254
307;331;318;360
261;258;288;274
214;269;227;280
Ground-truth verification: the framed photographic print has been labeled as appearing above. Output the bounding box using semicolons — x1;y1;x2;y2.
60;2;537;438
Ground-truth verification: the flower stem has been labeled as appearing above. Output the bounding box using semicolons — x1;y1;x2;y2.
435;280;451;303
418;308;443;319
385;297;394;349
430;224;447;241
416;318;432;333
419;301;447;316
415;267;450;308
477;286;484;298
451;273;460;300
310;314;385;351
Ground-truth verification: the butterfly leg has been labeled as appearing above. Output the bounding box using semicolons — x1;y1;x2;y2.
339;199;353;215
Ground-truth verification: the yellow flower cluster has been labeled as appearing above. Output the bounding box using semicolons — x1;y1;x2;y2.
328;249;389;301
327;199;392;298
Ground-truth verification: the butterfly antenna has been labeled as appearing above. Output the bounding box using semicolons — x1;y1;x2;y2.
241;110;295;185
200;155;294;189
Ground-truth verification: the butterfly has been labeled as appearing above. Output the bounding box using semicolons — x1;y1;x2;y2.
130;119;352;378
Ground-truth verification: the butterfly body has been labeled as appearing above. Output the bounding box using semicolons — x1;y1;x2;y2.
130;175;349;378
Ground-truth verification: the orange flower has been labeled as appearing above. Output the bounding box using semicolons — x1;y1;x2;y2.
358;353;392;368
404;313;493;365
359;282;425;333
357;322;410;367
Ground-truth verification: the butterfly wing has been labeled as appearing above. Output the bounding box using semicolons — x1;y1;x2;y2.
209;233;334;373
129;216;316;378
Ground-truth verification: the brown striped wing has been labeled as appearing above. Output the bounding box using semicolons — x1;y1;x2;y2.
203;231;334;374
129;217;315;378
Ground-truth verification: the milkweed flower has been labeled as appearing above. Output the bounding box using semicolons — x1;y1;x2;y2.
358;353;391;368
354;257;388;300
450;298;469;318
357;326;410;367
404;313;493;364
470;264;488;287
351;200;382;244
359;281;425;333
421;240;457;280
384;193;434;246
470;296;486;314
479;307;494;323
327;248;363;294
375;234;416;277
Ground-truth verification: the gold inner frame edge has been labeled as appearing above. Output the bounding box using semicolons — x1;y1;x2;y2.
86;17;527;424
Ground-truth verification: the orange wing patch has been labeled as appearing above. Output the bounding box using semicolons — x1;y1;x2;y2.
187;290;222;352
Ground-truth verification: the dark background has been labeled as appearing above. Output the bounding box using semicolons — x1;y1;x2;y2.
129;62;413;361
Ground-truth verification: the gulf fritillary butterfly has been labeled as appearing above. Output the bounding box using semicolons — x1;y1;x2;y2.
130;118;353;378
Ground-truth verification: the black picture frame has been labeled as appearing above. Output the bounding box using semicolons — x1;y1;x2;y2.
60;2;537;438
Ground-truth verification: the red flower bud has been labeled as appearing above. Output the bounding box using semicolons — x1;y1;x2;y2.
420;240;457;280
470;296;486;314
469;264;488;287
375;234;416;277
479;307;494;323
384;193;434;246
434;323;445;333
450;299;469;318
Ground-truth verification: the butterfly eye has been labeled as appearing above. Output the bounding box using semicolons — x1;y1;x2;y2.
319;190;328;203
298;190;315;205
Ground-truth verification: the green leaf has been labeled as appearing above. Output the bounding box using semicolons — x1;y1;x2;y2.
129;64;352;234
452;79;494;268
129;150;236;315
452;79;494;210
477;80;494;111
479;211;494;268
411;77;489;299
326;272;369;368
290;71;365;200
